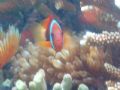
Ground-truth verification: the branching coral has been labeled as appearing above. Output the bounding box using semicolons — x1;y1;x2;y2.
53;74;72;90
78;83;89;90
104;63;120;79
80;30;120;80
80;31;120;46
79;45;105;74
10;33;118;89
63;30;80;56
0;25;20;68
11;39;93;86
12;69;46;90
106;80;120;90
12;69;89;90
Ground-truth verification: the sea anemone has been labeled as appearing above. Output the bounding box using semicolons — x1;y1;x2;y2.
0;25;20;68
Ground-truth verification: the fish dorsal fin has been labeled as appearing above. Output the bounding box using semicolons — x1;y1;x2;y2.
41;15;53;30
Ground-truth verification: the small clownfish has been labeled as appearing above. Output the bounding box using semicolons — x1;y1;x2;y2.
80;5;118;30
80;5;101;24
21;15;63;51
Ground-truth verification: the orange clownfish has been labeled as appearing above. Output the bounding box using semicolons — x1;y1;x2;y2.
80;5;118;30
80;5;102;24
21;15;63;51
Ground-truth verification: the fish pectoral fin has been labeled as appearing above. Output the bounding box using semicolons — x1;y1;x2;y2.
35;41;51;48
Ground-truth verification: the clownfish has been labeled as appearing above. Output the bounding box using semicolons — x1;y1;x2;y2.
80;5;102;25
21;15;63;51
80;5;118;30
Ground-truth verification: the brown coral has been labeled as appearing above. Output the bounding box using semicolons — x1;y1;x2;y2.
54;0;76;12
63;30;80;56
106;80;120;90
80;31;120;46
11;38;90;85
104;63;120;80
80;45;105;75
10;30;120;88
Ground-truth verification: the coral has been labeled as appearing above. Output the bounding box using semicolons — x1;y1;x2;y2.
12;69;89;90
1;0;120;89
61;74;72;90
29;69;47;90
13;69;46;90
0;25;20;68
53;83;62;90
53;74;72;90
15;80;28;90
11;33;112;88
63;30;80;56
80;31;120;46
54;0;76;12
0;79;12;90
80;31;120;79
78;83;89;90
2;79;12;88
106;80;120;90
11;39;90;85
104;63;120;79
10;31;120;89
80;45;105;74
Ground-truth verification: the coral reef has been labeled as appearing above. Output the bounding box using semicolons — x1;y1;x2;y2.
0;0;120;90
3;28;118;90
78;30;120;90
9;30;120;90
0;25;20;68
11;39;90;85
80;31;120;80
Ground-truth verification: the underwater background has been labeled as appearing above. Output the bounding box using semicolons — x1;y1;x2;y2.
0;0;120;90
